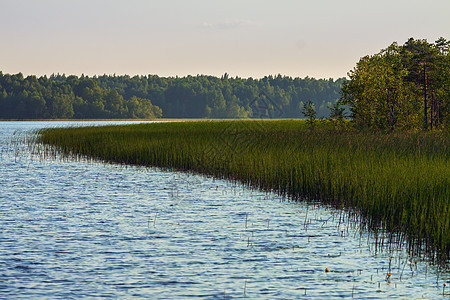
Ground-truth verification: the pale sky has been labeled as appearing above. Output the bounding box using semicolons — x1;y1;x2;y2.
1;0;449;79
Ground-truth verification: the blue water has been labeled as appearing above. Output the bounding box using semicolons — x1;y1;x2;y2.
0;121;448;299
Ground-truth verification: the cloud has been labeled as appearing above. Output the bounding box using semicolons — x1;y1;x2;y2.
202;19;262;30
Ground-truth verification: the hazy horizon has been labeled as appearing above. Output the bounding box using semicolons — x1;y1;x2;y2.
1;0;449;79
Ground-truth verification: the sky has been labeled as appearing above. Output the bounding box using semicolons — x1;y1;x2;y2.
1;0;449;79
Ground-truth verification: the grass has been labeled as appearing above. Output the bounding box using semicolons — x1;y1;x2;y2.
37;120;450;262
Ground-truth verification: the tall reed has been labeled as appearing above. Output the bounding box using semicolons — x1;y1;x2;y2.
38;120;450;262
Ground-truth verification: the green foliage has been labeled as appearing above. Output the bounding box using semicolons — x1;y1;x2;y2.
301;101;317;129
341;38;449;131
39;120;450;262
327;100;346;128
0;73;162;119
0;71;344;119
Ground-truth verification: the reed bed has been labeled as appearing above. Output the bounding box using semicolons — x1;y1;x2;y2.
37;120;450;262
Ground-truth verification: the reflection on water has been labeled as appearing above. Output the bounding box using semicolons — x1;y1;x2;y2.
0;121;448;299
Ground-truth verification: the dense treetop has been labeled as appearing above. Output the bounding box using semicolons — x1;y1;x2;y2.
340;37;449;131
0;71;343;119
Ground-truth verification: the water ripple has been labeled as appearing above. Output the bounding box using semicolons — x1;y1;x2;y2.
0;121;448;299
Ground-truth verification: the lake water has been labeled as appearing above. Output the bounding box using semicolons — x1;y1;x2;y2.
0;121;448;299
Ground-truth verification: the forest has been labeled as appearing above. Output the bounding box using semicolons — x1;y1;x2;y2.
0;71;343;120
340;37;449;130
2;38;447;127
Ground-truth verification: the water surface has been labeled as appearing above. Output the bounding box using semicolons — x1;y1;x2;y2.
0;121;448;299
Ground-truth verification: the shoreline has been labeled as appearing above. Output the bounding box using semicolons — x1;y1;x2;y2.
38;120;450;264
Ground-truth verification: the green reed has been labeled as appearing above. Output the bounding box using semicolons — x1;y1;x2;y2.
38;120;450;262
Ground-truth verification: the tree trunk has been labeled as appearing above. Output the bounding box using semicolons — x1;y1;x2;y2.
430;94;434;130
423;61;428;130
388;88;394;131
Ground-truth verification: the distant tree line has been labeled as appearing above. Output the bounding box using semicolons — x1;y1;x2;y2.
340;37;449;131
0;71;344;119
0;73;162;119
